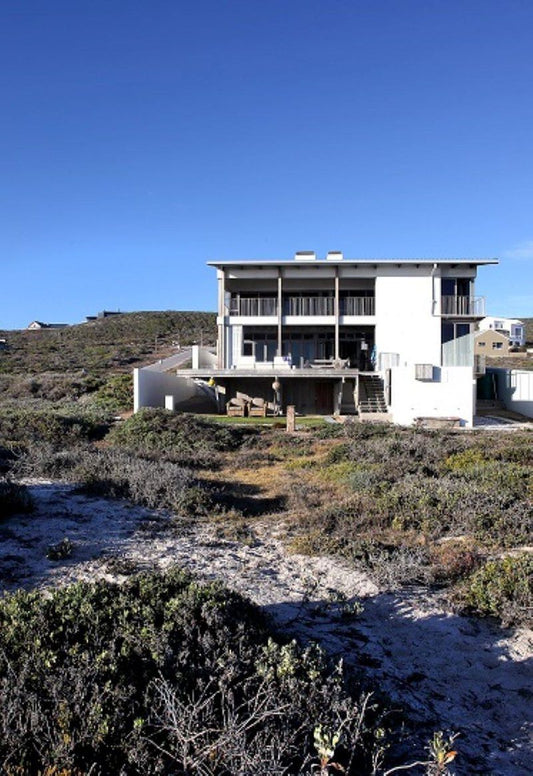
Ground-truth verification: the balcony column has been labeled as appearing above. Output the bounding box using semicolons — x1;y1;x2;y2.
277;269;283;357
217;269;225;369
334;267;340;360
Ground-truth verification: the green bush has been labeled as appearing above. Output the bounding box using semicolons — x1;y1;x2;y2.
108;408;251;467
0;570;386;774
91;373;133;412
17;446;210;517
457;555;533;626
0;408;110;449
0;480;33;519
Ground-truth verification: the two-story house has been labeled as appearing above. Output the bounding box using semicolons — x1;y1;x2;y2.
203;252;495;425
134;251;497;426
478;316;525;348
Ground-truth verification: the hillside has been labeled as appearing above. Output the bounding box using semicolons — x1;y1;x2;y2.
0;311;216;374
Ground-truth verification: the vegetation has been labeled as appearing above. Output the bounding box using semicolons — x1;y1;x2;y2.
0;407;111;449
0;570;390;775
107;408;253;467
0;480;33;520
1;317;531;771
0;310;216;374
16;447;209;517
455;554;533;626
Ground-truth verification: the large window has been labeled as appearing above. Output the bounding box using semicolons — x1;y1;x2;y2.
242;329;277;362
442;322;471;344
442;278;472;296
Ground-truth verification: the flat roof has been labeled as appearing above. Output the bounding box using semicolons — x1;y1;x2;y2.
207;258;498;269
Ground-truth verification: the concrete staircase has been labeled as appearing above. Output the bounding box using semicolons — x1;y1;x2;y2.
358;375;391;422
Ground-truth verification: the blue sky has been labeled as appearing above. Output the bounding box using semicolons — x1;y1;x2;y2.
1;0;532;329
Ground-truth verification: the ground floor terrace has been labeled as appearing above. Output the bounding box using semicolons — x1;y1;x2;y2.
175;367;382;416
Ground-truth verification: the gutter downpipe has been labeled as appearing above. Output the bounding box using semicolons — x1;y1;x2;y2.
431;262;438;316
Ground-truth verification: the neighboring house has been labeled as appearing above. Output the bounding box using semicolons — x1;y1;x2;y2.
474;329;510;355
478;316;525;347
84;310;123;323
27;321;68;330
135;251;497;427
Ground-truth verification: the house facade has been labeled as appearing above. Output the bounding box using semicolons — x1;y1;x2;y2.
203;252;496;426
133;252;497;426
474;329;510;355
478;316;525;348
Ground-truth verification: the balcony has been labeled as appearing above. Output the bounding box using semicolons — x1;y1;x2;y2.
284;296;334;316
229;295;375;317
341;296;375;316
230;297;277;316
441;296;485;318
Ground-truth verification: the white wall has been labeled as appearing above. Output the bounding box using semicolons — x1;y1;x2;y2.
389;366;476;427
375;271;441;366
191;345;217;369
494;369;533;418
134;369;215;413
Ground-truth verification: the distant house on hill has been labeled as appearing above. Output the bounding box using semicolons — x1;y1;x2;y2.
474;329;509;355
27;321;69;330
84;310;123;323
478;316;525;347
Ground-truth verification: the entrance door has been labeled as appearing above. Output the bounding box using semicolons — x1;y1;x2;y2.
314;382;333;414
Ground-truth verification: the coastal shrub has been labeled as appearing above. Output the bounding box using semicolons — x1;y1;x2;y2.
456;554;533;626
0;408;110;449
0;373;102;402
0;480;33;519
16;446;209;517
0;570;387;775
107;408;251;467
91;373;133;412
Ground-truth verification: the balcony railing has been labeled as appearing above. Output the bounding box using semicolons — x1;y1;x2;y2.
230;297;277;316
284;296;335;316
229;295;375;317
341;296;375;315
441;295;485;317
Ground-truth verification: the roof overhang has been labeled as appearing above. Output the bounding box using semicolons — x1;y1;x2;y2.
207;258;499;270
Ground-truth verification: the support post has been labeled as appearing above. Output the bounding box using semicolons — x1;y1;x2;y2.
217;269;226;368
277;269;283;357
334;267;340;360
286;405;295;432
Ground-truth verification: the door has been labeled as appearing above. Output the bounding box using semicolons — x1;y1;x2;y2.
314;381;333;414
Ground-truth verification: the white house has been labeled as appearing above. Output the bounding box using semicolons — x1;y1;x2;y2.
478;316;525;348
135;252;497;427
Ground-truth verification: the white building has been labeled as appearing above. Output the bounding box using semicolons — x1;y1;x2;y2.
135;252;497;426
478;316;525;348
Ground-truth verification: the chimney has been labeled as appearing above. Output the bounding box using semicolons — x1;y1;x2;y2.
294;251;317;262
326;251;343;261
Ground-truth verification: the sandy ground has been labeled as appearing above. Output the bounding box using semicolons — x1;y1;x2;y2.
1;480;532;775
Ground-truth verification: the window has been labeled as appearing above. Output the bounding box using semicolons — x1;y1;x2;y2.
492;342;503;350
243;340;254;356
478;341;486;347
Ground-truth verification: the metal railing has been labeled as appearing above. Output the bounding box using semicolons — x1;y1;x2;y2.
283;296;335;316
230;297;277;316
341;296;375;315
441;295;485;317
230;295;375;317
